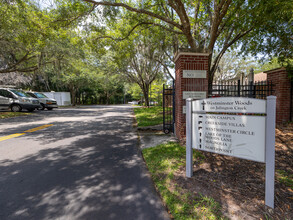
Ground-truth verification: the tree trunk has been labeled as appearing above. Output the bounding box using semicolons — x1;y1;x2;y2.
69;84;77;106
207;53;214;85
142;84;149;107
106;91;109;105
70;89;76;106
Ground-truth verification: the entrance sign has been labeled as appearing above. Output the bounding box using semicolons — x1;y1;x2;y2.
192;97;266;113
186;96;276;209
183;91;206;99
183;70;206;78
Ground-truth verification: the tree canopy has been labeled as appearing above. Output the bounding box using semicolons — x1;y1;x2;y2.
0;0;292;105
80;0;293;82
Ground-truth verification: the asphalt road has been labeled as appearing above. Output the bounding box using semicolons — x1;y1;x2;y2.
0;106;169;220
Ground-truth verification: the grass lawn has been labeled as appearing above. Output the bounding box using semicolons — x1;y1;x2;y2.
142;142;224;219
0;112;31;119
133;106;164;127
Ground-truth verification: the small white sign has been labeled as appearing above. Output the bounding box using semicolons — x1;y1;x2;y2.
183;106;186;114
192;97;266;114
192;114;266;162
183;70;207;78
183;91;206;100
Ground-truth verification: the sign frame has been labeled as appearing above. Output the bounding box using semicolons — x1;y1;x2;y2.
186;96;276;209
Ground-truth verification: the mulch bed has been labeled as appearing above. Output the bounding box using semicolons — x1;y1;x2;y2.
174;123;293;219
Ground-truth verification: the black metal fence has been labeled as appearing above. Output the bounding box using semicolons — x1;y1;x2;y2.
163;81;175;134
209;80;274;99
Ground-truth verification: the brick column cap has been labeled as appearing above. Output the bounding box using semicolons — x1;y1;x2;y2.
264;67;286;74
174;51;209;62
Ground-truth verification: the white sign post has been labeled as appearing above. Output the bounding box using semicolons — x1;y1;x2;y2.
186;96;276;208
265;96;276;208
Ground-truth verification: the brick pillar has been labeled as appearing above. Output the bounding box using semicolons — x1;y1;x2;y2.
266;68;292;124
174;52;209;141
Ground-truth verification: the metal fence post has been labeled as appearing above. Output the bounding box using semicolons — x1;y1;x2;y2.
249;81;254;98
172;80;175;133
163;84;165;133
237;80;241;97
265;96;276;209
186;98;193;178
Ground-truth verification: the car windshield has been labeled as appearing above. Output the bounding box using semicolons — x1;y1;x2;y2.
27;93;37;98
35;92;48;98
10;90;30;97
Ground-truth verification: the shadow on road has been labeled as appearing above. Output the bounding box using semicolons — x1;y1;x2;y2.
0;106;168;220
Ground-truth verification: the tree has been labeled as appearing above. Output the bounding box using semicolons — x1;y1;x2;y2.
89;18;171;106
110;29;166;107
127;83;142;101
259;57;282;72
214;50;259;82
240;0;293;72
149;80;165;105
0;0;93;74
127;45;164;106
81;0;282;84
0;0;129;105
0;72;32;88
0;0;55;73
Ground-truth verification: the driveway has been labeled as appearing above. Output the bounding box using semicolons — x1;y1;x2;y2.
0;105;169;220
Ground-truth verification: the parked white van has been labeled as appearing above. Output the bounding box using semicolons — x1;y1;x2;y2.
0;88;40;112
26;91;58;110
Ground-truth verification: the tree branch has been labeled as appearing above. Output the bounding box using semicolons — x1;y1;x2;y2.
4;51;31;70
208;0;232;52
0;60;55;74
82;0;183;30
155;58;175;80
192;2;200;36
95;21;183;42
210;28;253;80
168;0;196;49
55;5;96;27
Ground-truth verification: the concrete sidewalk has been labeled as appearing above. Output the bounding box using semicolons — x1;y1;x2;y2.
137;124;178;149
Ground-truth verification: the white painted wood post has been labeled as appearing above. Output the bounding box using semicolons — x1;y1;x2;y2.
265;96;276;209
186;98;193;177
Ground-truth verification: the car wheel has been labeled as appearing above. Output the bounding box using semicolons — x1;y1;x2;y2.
11;104;22;112
40;104;45;110
47;107;53;110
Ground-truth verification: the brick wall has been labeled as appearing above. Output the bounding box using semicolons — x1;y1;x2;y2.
174;52;209;140
266;68;292;124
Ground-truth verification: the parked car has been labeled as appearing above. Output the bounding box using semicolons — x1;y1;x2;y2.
128;101;140;105
26;91;58;110
0;88;40;112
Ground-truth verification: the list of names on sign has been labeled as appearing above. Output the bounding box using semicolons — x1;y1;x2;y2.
192;114;266;162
